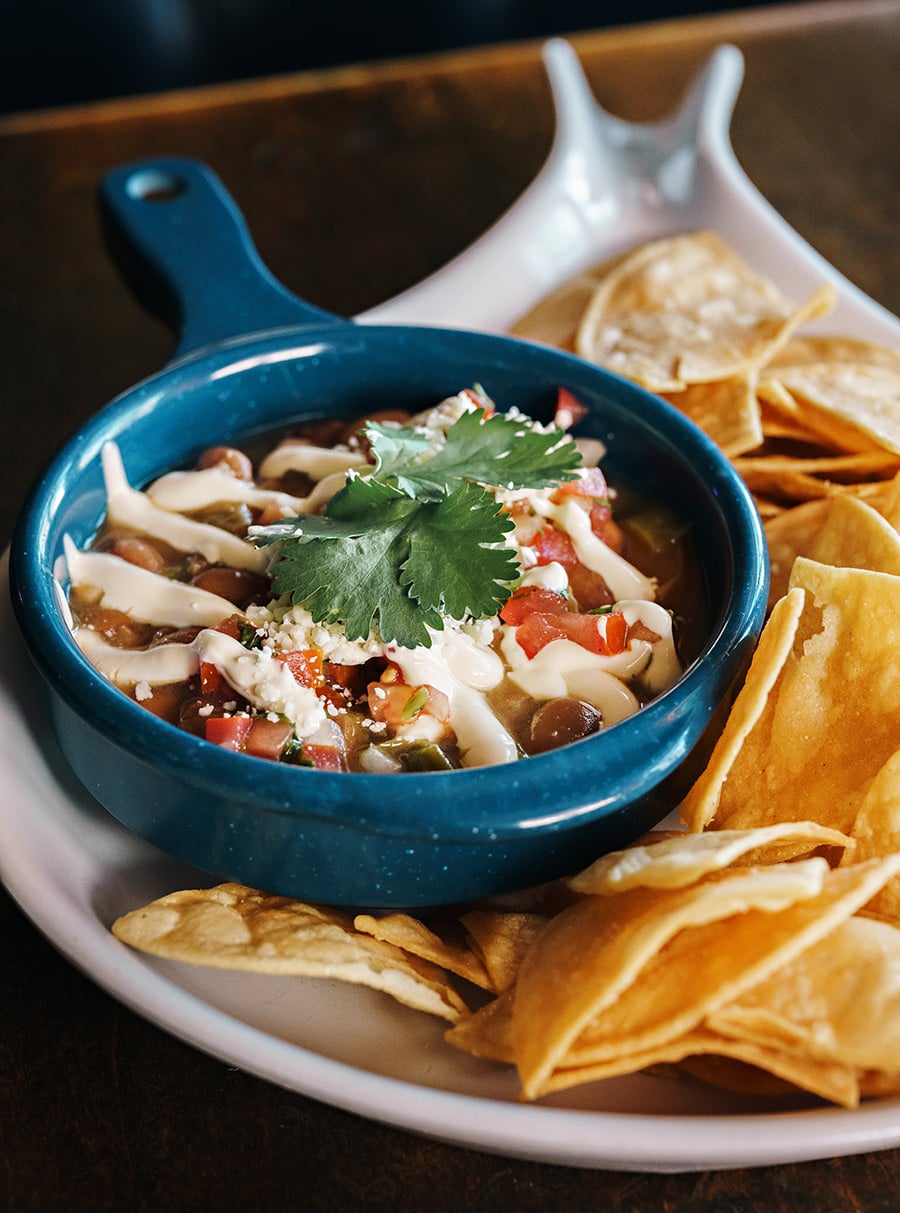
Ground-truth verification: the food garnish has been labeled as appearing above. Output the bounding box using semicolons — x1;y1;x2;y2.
252;407;582;649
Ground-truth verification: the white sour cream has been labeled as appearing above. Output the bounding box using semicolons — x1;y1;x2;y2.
101;443;269;573
195;630;328;735
147;467;307;516
548;497;656;602
74;629;199;685
64;537;235;627
387;631;518;767
258;442;366;481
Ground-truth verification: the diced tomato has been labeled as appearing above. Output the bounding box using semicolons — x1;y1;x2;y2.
553;464;609;502
529;525;578;567
600;610;629;654
316;662;361;710
366;681;450;727
558;613;608;654
499;496;533;520
419;684;451;723
500;585;568;626
324;662;363;690
461;387;494;416
245;717;294;761
302;744;346;771
199;660;224;694
553;386;588;431
205;715;253;751
368;682;413;726
278;648;324;689
513;609;629;659
214;614;248;641
590;504;625;553
514;612;569;659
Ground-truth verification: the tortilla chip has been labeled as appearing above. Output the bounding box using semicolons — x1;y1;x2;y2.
732;450;900;506
756;416;818;445
760;363;900;455
669;1041;860;1107
680;587;804;832
805;493;900;573
511;858;832;1098
444;988;516;1064
569;822;853;895
753;495;788;519
468;877;580;918
764;493;900;609
695;559;900;834
527;859;900;1100
845;749;900;924
508;254;629;352
768;335;900;374
764;499;832;608
113;883;468;1021
574;231;835;391
458;910;549;993
544;1027;861;1107
859;1069;900;1099
709;915;900;1074
764;480;900;607
660;372;763;457
873;470;900;530
353;911;491;989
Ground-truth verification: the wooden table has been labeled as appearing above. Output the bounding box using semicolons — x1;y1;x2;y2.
2;2;899;1206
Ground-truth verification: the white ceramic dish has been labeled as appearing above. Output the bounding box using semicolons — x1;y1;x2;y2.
363;39;900;348
5;552;900;1172
4;41;900;1172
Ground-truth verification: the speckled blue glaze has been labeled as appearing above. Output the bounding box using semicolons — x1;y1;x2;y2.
10;158;768;907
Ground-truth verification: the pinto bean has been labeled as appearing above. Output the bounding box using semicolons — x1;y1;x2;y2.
150;626;203;646
196;446;254;481
110;536;167;573
177;696;212;737
135;681;185;724
529;698;601;754
190;566;270;608
566;563;615;612
84;607;155;649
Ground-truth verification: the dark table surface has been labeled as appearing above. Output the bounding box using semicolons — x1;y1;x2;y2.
2;2;900;1208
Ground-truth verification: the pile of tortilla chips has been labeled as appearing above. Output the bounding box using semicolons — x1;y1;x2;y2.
512;230;900;612
112;230;900;1111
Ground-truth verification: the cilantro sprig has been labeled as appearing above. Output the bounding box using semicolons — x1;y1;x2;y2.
252;403;583;649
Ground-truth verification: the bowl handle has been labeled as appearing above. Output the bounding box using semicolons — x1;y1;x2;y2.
100;157;349;361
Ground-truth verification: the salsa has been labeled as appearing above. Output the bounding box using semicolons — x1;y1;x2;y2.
66;388;703;771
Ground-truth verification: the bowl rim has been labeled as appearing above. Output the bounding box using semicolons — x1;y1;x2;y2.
10;320;768;843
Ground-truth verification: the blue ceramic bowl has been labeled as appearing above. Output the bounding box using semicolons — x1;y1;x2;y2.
9;158;767;907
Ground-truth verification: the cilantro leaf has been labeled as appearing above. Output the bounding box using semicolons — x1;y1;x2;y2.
401;481;518;621
367;408;581;498
262;475;515;648
254;401;585;649
365;425;435;493
263;478;439;646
